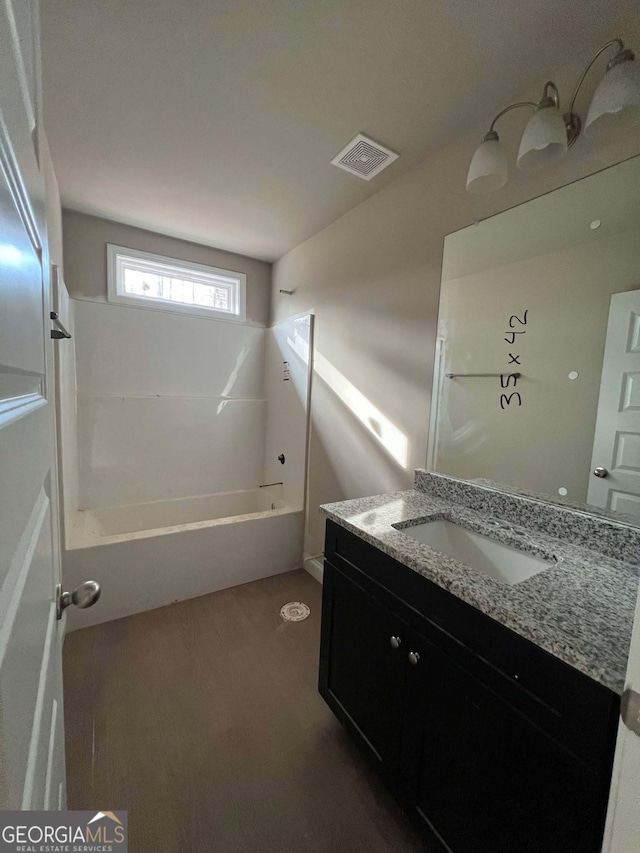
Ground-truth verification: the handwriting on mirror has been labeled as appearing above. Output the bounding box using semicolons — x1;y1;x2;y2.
500;310;528;409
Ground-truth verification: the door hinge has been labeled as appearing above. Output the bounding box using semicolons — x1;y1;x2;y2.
50;311;72;339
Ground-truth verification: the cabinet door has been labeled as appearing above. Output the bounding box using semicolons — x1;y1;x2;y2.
319;561;408;788
399;638;607;853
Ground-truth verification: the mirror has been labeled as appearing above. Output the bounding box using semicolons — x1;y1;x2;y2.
428;155;640;525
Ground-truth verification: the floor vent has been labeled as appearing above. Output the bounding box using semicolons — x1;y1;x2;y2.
280;602;310;622
331;133;398;181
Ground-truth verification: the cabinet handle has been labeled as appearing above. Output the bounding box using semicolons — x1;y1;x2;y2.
408;651;421;666
390;635;402;649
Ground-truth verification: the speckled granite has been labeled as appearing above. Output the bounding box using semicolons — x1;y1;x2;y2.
440;474;640;528
321;484;640;694
415;470;640;566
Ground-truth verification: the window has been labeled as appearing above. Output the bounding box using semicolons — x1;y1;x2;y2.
107;245;246;322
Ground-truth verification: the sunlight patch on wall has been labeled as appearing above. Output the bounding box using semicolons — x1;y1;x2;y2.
313;350;408;468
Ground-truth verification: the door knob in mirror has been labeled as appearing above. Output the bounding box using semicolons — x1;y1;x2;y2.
593;467;609;478
390;635;402;649
408;651;421;666
56;581;101;619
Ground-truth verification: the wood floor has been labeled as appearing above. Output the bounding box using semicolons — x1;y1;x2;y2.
64;569;428;852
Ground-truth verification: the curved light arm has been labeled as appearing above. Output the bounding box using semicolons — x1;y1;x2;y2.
488;101;536;133
567;38;626;118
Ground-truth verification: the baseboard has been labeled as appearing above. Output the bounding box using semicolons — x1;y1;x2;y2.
303;554;324;583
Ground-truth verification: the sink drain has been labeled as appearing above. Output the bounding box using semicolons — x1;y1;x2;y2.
280;601;310;622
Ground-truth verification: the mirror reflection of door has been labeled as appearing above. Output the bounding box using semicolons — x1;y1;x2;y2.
588;290;640;520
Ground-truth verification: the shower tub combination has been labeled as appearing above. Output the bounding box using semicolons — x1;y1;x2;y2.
61;306;314;630
64;485;303;629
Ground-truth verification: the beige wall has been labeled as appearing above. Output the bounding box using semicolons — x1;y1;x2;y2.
62;210;272;326
272;103;640;558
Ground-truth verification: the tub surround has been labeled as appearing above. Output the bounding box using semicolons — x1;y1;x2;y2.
61;296;314;629
73;298;267;509
321;472;640;694
67;486;287;548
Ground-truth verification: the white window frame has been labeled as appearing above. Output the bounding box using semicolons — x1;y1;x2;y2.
106;244;247;322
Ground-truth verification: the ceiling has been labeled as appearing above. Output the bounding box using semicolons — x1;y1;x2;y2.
40;0;638;262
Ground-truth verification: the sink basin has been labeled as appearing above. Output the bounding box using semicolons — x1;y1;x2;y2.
398;519;551;585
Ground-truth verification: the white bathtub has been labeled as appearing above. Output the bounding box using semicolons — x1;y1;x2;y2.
63;486;303;629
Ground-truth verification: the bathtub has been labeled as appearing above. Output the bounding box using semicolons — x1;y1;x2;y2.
63;486;304;629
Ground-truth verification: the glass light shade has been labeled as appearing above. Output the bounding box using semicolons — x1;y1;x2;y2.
585;56;640;138
466;136;508;194
517;103;568;171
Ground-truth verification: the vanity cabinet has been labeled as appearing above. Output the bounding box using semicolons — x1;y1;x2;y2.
318;563;408;787
399;633;605;852
319;520;619;853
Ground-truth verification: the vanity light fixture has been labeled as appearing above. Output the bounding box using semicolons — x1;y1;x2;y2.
466;38;640;194
517;82;568;171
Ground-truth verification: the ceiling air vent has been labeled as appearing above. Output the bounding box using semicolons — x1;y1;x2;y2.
331;133;399;181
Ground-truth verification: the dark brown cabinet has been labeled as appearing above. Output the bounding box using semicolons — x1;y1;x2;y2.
319;520;619;853
400;632;606;852
319;564;408;787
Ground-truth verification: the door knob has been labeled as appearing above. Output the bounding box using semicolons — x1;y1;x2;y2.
408;651;421;666
593;467;609;478
56;581;101;620
390;635;402;649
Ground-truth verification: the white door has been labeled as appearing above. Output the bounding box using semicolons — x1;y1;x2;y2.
0;0;66;809
588;290;640;520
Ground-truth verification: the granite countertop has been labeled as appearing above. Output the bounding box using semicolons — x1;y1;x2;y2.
320;487;640;694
